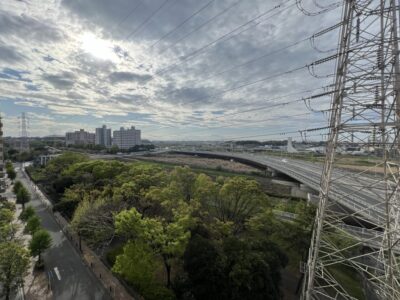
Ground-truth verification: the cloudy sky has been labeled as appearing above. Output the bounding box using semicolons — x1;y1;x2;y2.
0;0;341;140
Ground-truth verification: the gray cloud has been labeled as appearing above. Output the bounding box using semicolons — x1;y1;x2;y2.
42;71;76;90
0;10;63;42
109;71;152;84
0;44;25;62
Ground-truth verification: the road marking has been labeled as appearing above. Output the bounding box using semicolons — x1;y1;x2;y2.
54;267;61;281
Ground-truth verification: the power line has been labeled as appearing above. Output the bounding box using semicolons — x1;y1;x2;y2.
157;0;242;54
149;0;216;48
174;64;309;106
126;0;174;40
112;0;142;33
156;0;295;75
203;36;310;81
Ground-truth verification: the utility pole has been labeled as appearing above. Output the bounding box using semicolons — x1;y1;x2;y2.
302;0;400;299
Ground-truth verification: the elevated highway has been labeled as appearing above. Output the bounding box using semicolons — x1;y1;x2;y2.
170;151;386;226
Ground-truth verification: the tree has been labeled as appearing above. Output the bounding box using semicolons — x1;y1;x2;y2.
19;206;35;222
0;208;13;225
6;167;16;182
115;207;191;287
16;187;30;210
12;181;23;195
215;177;266;232
184;233;228;300
0;242;30;300
170;166;197;202
0;208;18;243
29;229;52;265
222;237;287;300
25;216;41;234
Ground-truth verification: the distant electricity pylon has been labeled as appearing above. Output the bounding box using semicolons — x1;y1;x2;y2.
302;0;400;299
19;112;29;151
0;116;4;192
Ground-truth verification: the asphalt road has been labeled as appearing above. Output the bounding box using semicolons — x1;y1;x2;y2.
15;164;111;300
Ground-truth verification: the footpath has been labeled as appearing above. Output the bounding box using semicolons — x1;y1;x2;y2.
21;164;136;300
4;176;51;300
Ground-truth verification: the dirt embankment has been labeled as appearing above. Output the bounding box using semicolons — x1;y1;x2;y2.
138;154;261;174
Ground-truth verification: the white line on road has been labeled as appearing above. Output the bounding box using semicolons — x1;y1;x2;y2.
54;267;62;281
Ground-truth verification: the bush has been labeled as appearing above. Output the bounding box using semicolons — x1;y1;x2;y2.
20;206;35;222
0;201;16;212
25;216;41;234
13;181;23;195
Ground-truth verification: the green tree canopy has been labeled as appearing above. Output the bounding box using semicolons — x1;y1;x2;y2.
115;207;191;287
19;206;36;222
29;229;52;264
216;177;266;232
25;215;41;234
16;187;30;210
112;241;174;300
12;181;23;195
6;167;16;182
0;242;30;300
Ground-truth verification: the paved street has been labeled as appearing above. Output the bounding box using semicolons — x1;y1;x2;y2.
15;164;111;300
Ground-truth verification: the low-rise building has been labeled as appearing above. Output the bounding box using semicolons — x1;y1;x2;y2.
113;126;141;150
65;129;95;146
95;125;112;148
36;154;60;166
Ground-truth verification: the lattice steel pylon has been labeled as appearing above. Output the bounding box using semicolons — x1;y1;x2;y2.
302;0;400;299
19;112;29;151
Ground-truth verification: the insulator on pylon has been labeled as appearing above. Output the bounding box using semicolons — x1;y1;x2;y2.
375;86;379;102
377;47;383;69
356;17;360;42
353;82;357;93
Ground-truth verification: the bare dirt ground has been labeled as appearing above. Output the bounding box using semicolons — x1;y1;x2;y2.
138;154;260;174
337;164;384;175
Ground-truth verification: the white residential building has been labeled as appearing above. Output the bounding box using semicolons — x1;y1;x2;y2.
95;125;112;148
113;126;141;150
65;129;95;146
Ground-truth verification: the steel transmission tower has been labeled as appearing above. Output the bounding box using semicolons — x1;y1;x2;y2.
0;116;4;193
19;112;29;151
302;0;400;299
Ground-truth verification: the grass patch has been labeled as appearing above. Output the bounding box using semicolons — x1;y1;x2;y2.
328;264;365;299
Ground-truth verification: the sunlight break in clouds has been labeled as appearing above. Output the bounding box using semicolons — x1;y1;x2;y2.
81;33;118;62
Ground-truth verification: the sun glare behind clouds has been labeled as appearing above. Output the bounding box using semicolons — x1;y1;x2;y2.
81;33;117;61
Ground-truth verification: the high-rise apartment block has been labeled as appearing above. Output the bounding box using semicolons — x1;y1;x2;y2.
95;125;112;148
112;126;141;150
65;129;95;146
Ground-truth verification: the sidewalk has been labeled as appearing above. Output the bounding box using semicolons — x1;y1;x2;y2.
22;166;136;300
4;177;52;300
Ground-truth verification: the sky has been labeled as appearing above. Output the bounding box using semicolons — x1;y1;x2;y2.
0;0;341;141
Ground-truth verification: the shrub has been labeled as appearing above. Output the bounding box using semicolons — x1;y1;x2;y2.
20;206;36;222
25;215;41;234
